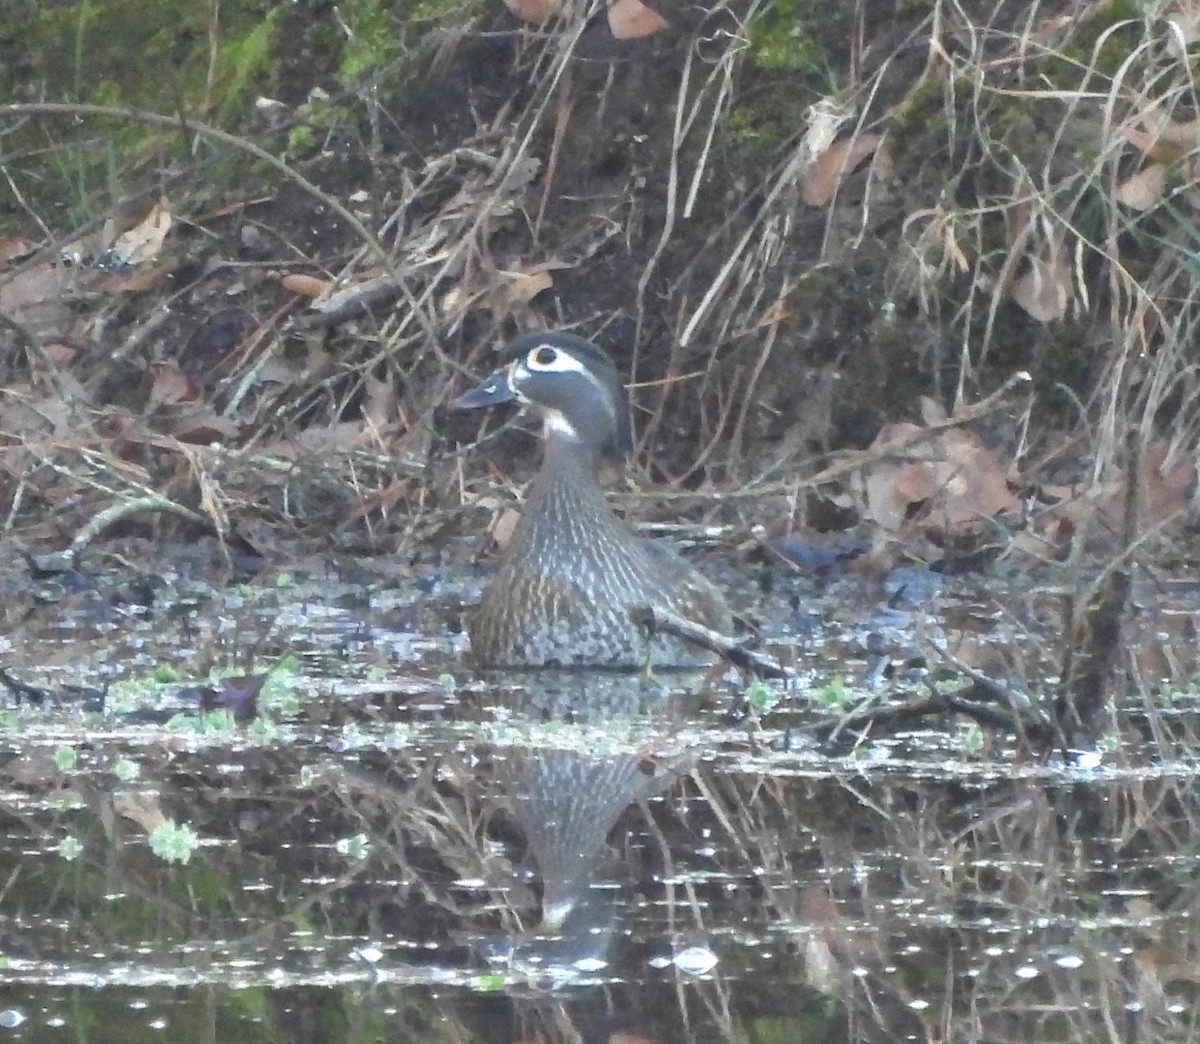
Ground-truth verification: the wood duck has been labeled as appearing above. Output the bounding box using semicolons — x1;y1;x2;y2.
452;331;733;667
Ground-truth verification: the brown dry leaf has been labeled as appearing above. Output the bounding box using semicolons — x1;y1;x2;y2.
1029;442;1195;553
872;141;895;177
0;239;31;264
490;507;522;550
1166;7;1200;56
608;0;667;39
147;362;201;411
263;422;378;458
44;342;78;364
918;396;948;426
1125;106;1200;156
859;421;1019;537
1116;164;1166;210
0;387;81;439
498;267;555;309
362;373;397;433
1158;117;1200;149
0;264;80;340
282;273;331;298
1099;442;1196;531
103;201;173;267
1011;249;1071;323
112;789;169;833
102;261;175;294
503;0;564;23
155;404;240;443
802;132;883;206
443;262;563;320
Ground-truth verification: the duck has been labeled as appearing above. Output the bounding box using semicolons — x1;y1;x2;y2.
451;331;732;668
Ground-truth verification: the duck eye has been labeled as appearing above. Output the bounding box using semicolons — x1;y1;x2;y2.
529;346;558;368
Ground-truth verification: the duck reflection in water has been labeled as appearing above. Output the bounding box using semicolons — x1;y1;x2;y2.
472;671;695;993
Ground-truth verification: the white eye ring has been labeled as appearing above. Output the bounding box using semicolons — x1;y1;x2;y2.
528;346;558;369
523;345;590;374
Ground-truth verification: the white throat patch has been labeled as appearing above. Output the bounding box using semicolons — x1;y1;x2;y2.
541;408;580;440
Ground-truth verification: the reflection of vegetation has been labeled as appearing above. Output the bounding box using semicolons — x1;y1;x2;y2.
810;677;857;710
744;679;782;715
960;723;984;754
148;819;200;864
335;832;371;860
56;835;85;861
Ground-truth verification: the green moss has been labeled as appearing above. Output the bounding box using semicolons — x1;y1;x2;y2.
726;104;797;150
216;8;282;122
1042;0;1142;88
0;0;285;227
2;0;280;113
743;0;842;86
889;74;955;169
330;0;480;85
891;74;949;136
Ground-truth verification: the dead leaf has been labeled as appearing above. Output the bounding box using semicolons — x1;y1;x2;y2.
443;262;562;320
282;273;331;298
503;0;564;23
1116;164;1166;210
918;396;948;426
0;264;82;341
362;373;397;433
147;362;201;411
803;133;883;206
1123;106;1200;157
0;239;31;265
104;262;176;294
1166;7;1200;56
1026;441;1195;555
0;386;82;439
155;404;240;443
491;507;521;550
263;422;379;459
1011;249;1071;323
499;268;554;308
608;0;668;39
872;141;895;177
1099;442;1196;531
112;789;169;833
1158;117;1200;149
101;201;173;268
857;421;1019;538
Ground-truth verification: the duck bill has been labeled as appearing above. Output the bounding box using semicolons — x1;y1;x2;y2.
451;371;518;410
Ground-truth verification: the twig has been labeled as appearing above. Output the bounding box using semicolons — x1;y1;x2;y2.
633;605;789;678
35;495;215;571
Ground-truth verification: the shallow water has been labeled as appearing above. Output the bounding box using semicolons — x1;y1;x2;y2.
0;554;1198;1043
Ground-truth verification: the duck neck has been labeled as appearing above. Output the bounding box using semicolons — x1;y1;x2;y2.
517;434;625;552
